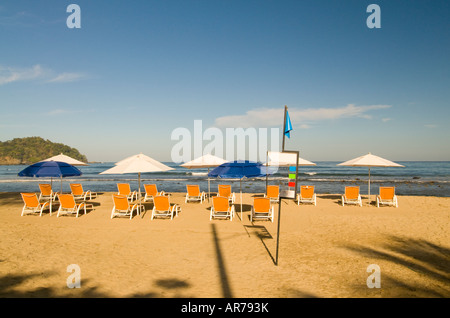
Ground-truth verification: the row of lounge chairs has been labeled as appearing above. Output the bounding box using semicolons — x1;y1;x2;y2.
21;183;96;217
20;182;399;219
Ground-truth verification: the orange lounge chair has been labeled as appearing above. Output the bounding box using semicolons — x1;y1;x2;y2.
38;184;57;201
185;184;206;203
117;183;137;202
70;183;96;201
376;187;398;208
251;197;274;222
297;185;317;206
111;194;143;219
151;195;180;220
217;185;235;204
20;193;51;217
210;196;235;221
57;194;88;218
265;185;279;204
342;186;362;207
143;184;166;203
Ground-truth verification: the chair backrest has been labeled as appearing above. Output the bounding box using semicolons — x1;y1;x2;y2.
154;195;170;211
254;197;271;213
187;184;200;196
39;184;53;196
266;185;279;199
58;194;76;209
301;185;315;199
213;196;229;212
21;193;40;208
113;194;129;210
117;183;132;195
379;187;395;200
345;186;360;200
70;183;84;196
218;185;232;198
144;184;158;196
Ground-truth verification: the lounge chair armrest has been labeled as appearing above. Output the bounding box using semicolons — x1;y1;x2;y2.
40;201;50;212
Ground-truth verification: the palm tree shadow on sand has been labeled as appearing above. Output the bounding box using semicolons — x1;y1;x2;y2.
342;235;450;297
0;271;193;298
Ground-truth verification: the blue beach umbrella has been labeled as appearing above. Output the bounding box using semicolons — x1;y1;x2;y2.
19;160;82;192
18;160;82;214
208;160;274;219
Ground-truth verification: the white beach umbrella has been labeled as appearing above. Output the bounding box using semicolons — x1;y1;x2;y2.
39;153;88;194
180;154;228;202
41;153;88;166
100;153;174;209
337;153;404;204
265;151;316;167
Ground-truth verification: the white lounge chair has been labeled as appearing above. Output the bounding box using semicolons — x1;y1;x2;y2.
57;194;88;218
151;195;180;220
264;185;279;204
185;184;206;203
20;193;51;217
210;196;235;221
342;186;362;207
70;183;97;201
117;183;138;202
297;185;317;206
376;187;398;208
251;197;274;222
111;194;143;219
217;185;235;204
143;184;167;203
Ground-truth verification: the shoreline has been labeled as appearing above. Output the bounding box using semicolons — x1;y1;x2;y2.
1;191;449;298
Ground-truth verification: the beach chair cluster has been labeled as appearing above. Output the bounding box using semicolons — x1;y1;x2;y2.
20;183;96;217
20;182;399;219
111;183;180;220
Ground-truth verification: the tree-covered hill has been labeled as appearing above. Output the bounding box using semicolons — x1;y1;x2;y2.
0;137;88;165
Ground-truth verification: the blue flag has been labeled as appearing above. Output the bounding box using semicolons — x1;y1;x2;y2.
284;110;293;138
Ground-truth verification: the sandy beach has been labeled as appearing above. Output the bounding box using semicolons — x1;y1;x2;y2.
0;191;449;298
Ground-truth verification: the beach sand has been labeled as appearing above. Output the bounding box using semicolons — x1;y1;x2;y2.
0;191;449;298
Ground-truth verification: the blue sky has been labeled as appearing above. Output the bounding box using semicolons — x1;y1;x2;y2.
1;0;449;162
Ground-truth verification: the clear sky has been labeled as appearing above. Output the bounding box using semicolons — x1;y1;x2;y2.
1;0;449;162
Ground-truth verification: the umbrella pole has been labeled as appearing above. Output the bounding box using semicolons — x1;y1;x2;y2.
50;177;53;214
240;178;243;220
138;172;142;216
60;175;63;194
368;167;371;205
208;168;211;203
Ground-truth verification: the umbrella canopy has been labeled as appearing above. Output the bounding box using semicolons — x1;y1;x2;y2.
208;160;272;219
18;161;82;213
338;153;404;168
40;153;88;166
265;151;316;166
181;154;228;202
113;153;172;171
100;154;173;209
101;154;173;175
337;153;404;204
208;160;270;179
18;160;82;178
180;154;227;169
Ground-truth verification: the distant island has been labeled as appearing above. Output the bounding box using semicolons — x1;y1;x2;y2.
0;137;88;165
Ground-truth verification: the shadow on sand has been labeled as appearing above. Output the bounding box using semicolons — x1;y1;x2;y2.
343;235;450;297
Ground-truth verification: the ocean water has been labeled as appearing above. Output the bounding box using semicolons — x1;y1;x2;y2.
0;161;449;197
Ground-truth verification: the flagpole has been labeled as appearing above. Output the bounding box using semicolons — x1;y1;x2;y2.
282;105;287;152
276;105;288;266
265;151;268;193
